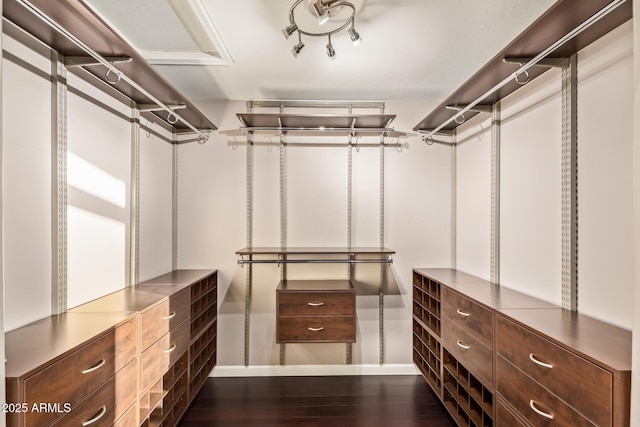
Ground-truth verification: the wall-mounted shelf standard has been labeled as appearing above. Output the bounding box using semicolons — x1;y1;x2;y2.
413;0;631;138
4;0;217;139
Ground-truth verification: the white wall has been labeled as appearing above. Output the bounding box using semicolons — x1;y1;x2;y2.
66;74;131;308
2;26;53;330
177;100;451;368
139;125;174;281
577;22;634;328
455;22;634;328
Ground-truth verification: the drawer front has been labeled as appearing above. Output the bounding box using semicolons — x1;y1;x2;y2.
496;355;595;427
496;315;611;426
278;291;355;317
141;318;190;391
23;318;137;427
277;316;356;343
141;289;190;350
50;359;137;427
496;398;528;427
442;287;493;348
442;317;492;386
113;404;137;427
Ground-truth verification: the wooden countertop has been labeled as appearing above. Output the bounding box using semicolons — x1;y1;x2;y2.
497;308;632;372
5;312;136;379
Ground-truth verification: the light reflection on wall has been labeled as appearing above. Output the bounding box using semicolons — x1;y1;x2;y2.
68;152;126;208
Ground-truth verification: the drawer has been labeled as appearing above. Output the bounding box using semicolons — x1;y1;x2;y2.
113;404;137;427
50;359;137;427
496;398;527;427
22;318;137;427
277;316;356;343
496;315;611;426
442;287;493;348
496;355;594;427
442;317;492;386
277;291;355;317
141;318;190;391
141;289;190;350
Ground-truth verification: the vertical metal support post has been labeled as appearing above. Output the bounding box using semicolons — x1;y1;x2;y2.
279;131;287;366
0;6;5;410
129;104;140;286
245;131;254;367
491;102;501;284
172;133;178;270
378;135;385;365
346;134;353;365
51;52;67;314
562;54;578;311
451;130;457;270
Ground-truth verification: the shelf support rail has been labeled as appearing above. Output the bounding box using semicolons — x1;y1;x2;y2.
15;0;214;142
237;256;393;266
419;0;627;141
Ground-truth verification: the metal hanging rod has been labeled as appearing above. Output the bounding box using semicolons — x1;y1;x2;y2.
237;258;393;266
240;126;396;134
421;0;627;141
247;100;386;110
15;0;212;142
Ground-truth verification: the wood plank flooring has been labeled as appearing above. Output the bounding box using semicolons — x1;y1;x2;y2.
178;375;455;426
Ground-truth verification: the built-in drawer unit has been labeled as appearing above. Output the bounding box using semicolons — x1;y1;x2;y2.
276;280;356;343
5;313;138;427
495;309;631;427
412;268;632;427
140;289;190;350
442;287;493;348
6;269;218;427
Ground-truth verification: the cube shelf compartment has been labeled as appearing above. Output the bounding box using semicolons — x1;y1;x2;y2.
412;271;441;336
413;319;442;391
443;349;494;427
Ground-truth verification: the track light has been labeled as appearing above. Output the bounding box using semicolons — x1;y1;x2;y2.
326;35;335;59
292;40;305;57
348;27;362;46
282;22;298;39
283;0;362;59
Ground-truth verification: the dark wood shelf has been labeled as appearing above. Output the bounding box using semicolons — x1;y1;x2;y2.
3;0;216;133
236;113;405;137
414;0;632;133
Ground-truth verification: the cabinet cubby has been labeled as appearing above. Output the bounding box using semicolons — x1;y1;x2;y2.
412;272;441;336
443;349;493;427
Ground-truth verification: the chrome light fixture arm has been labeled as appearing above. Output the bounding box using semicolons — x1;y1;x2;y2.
283;0;362;58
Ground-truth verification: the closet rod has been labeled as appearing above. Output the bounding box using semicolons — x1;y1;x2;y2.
420;0;627;141
15;0;212;142
241;127;396;134
237;259;393;265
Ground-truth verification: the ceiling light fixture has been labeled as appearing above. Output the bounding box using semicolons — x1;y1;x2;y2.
282;0;363;59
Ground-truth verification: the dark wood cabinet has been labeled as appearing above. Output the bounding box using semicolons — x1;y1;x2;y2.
412;268;632;427
276;280;356;343
5;269;217;427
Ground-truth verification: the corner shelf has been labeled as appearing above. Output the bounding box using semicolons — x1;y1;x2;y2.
4;0;216;135
413;0;631;135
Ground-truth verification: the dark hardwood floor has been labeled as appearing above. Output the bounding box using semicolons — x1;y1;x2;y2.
178;375;455;426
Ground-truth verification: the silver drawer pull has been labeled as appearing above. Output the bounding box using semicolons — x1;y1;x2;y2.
308;327;325;332
82;406;107;426
529;353;553;369
307;302;325;307
456;308;471;317
81;358;106;375
529;400;554;420
456;340;470;350
163;311;177;320
164;343;177;354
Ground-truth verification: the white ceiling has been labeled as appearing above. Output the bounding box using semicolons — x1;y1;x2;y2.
84;0;556;103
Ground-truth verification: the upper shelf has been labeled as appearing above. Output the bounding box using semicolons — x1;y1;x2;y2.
414;0;632;133
236;113;405;137
3;0;216;133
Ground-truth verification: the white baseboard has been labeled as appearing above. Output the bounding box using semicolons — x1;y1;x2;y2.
211;364;420;377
